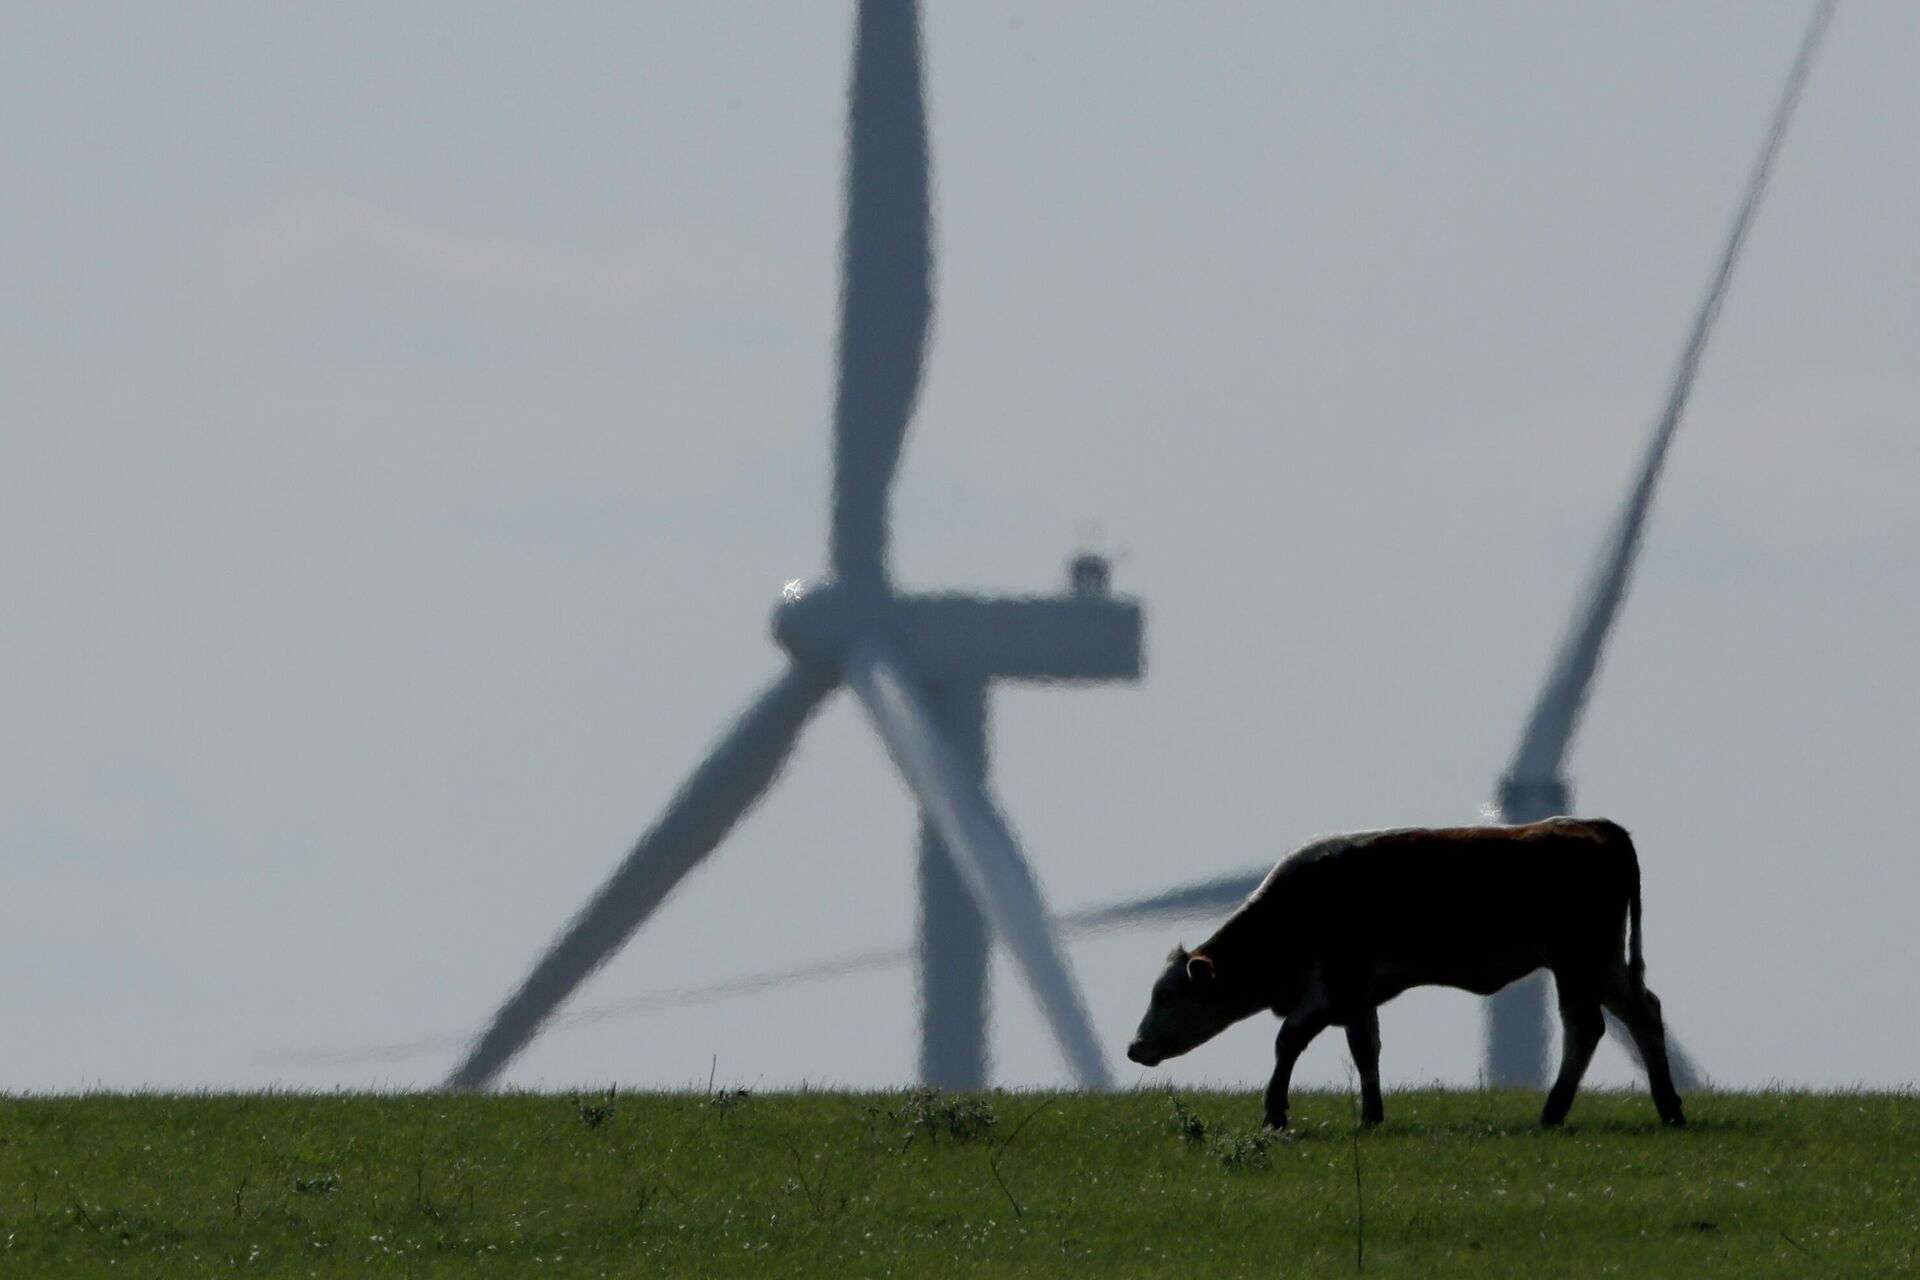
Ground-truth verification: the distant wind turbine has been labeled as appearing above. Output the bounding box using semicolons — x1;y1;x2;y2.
1485;0;1834;1088
444;0;1142;1093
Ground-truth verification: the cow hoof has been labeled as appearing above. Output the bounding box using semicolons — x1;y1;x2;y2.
1663;1110;1687;1129
1262;1113;1288;1132
1361;1110;1383;1128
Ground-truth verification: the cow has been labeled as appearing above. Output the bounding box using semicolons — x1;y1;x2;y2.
1125;818;1686;1130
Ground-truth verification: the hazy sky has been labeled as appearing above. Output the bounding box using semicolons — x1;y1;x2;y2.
4;3;1915;1095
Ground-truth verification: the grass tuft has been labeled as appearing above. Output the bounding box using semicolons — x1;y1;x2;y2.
870;1087;999;1149
570;1086;616;1130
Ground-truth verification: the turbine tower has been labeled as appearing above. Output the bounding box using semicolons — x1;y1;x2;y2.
447;0;1141;1092
1485;0;1835;1087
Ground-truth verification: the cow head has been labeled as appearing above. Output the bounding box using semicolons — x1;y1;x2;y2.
1125;945;1257;1067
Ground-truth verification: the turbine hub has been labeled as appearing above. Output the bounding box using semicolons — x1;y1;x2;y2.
772;576;896;669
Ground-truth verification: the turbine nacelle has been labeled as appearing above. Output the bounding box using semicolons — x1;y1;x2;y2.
772;563;1145;685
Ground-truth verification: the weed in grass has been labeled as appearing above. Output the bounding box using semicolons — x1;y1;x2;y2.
700;1057;752;1113
1166;1091;1279;1171
629;1183;658;1230
291;1172;342;1195
987;1094;1055;1224
409;1164;445;1223
571;1087;616;1130
784;1141;856;1222
1207;1128;1279;1172
1168;1092;1210;1145
870;1087;998;1149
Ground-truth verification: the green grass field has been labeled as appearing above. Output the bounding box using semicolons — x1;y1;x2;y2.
2;1087;1914;1277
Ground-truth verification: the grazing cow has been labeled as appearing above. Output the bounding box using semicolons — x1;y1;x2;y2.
1126;818;1686;1129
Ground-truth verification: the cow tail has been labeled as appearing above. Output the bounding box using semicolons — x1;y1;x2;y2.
1623;826;1646;982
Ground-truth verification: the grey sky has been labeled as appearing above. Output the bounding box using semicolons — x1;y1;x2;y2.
3;3;1914;1094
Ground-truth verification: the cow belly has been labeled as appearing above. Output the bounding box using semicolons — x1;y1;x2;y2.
1372;951;1543;1001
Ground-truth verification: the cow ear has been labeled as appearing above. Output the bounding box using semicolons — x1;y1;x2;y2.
1186;953;1216;984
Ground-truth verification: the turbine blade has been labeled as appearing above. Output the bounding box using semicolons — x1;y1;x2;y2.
1506;0;1835;785
1604;1014;1709;1094
843;637;1113;1088
265;940;906;1071
446;662;837;1089
1064;870;1266;931
830;0;934;582
534;871;1266;1021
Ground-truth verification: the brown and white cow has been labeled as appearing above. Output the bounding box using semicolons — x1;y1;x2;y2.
1126;818;1686;1129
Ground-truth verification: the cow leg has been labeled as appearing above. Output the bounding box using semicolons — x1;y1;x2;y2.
1603;970;1687;1127
1263;1009;1331;1130
1541;982;1603;1128
1344;1008;1384;1126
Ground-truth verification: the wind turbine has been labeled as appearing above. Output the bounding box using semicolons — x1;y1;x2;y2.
445;0;1142;1092
1484;0;1834;1088
504;2;1835;1094
1047;0;1832;1091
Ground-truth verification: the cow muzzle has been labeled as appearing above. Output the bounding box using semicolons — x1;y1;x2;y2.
1126;1040;1162;1067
